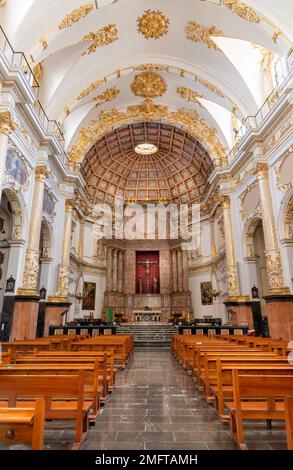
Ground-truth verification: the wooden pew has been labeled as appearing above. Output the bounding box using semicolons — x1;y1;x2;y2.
11;355;111;402
227;373;293;450
285;397;293;450
72;335;133;368
0;362;102;418
0;371;91;449
213;362;293;420
200;353;288;400
0;398;45;450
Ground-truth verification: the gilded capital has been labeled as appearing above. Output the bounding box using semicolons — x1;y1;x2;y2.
220;195;231;209
65;199;75;212
35;165;49;182
0;111;16;135
254;162;269;179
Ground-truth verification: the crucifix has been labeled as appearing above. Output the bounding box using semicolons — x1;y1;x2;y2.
138;259;159;294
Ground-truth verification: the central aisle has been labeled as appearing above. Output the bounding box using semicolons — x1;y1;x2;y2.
82;349;237;450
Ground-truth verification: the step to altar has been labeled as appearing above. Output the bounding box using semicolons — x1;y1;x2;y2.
116;324;178;347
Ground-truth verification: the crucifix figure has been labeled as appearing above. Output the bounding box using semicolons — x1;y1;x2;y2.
138;259;159;294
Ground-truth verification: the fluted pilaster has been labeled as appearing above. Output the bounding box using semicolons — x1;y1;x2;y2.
255;162;290;295
18;165;49;295
177;249;183;293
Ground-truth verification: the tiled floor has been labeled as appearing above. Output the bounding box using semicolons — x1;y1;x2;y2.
82;349;287;451
0;349;287;450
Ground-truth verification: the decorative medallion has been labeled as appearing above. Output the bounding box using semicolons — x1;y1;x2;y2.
137;10;169;40
59;4;94;30
131;72;167;98
222;0;261;24
94;87;120;106
83;24;118;55
186;21;223;50
177;87;203;104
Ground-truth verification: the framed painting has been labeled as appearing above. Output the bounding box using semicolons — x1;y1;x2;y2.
82;282;96;310
201;281;213;305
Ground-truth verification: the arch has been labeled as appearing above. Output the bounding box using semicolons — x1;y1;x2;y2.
1;187;28;242
279;188;293;241
242;214;262;259
40;219;54;260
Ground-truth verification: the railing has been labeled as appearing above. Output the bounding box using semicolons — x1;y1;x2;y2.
228;50;293;163
0;26;65;146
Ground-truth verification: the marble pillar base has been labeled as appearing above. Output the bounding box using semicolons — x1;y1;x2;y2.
11;295;40;340
264;295;293;340
224;301;254;330
44;301;71;336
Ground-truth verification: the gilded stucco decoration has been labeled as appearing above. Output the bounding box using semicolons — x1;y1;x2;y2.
69;99;227;166
58;4;94;30
94;87;120;106
0;111;16;135
275;147;293;192
186;21;223;51
131;72;167;98
197;79;225;98
222;0;260;23
83;24;118;54
177;87;203;104
0;0;7;6
284;198;293;239
39;36;48;50
137;10;169;39
77;80;105;100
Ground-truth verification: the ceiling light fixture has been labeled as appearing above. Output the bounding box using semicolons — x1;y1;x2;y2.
134;143;158;155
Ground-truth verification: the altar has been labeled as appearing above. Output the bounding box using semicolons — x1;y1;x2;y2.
133;310;162;322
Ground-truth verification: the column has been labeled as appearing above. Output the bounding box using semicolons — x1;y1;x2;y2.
55;199;74;301
255;163;289;295
172;250;177;293
177;249;183;293
18;165;49;295
118;250;123;293
0;111;15;199
78;219;85;260
107;247;113;292
45;199;74;335
221;195;253;329
221;195;241;301
254;162;292;340
12;165;49;339
182;250;188;292
112;249;118;292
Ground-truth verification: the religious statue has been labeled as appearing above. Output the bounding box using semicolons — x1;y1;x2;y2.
153;276;158;294
138;276;143;294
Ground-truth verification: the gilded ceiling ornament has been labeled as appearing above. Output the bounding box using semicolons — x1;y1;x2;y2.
177;87;203;104
77;80;105;100
186;21;223;51
69;99;227;166
0;0;7;5
59;4;94;30
94;87;120;106
39;36;48;50
197;78;225;98
83;24;118;55
33;61;43;82
137;10;169;39
222;0;260;24
135;64;168;72
130;71;167;98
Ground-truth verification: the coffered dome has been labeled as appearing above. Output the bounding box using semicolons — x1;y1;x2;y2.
81;122;214;206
